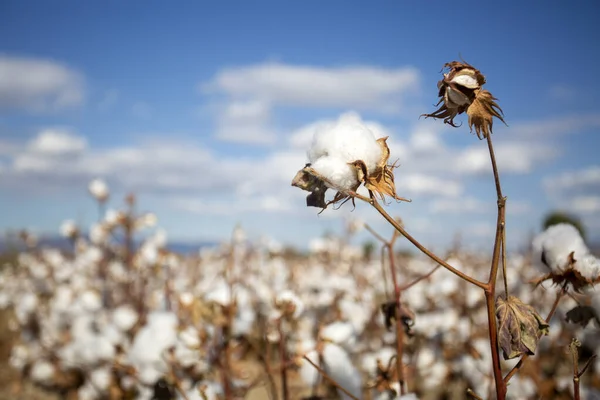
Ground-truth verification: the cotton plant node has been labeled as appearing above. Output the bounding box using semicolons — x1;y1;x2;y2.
495;295;549;360
421;60;507;139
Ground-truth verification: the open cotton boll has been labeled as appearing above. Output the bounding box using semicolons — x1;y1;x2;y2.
321;321;356;345
299;349;320;389
579;254;600;280
112;305;138;332
321;343;362;400
30;359;55;384
310;156;359;191
90;367;112;391
275;290;304;318
128;311;178;385
309;112;382;174
184;381;224;400
533;224;589;273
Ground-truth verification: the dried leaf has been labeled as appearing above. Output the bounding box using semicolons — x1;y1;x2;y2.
496;295;549;360
565;305;600;328
380;301;415;335
467;89;507;139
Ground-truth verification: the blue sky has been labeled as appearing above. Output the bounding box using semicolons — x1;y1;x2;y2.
1;1;599;250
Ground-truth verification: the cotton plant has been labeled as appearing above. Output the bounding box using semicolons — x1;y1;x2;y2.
288;60;561;400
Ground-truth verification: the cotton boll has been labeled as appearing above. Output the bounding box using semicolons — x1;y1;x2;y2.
79;290;102;312
532;224;589;273
299;349;320;389
9;344;30;371
309;112;382;174
90;224;109;245
506;376;537;400
90;367;112;391
579;254;600;281
15;292;37;323
112;305;138;332
205;282;232;306
321;343;362;400
188;381;224;400
88;178;109;201
275;290;304;318
310;156;359;190
30;359;55;384
60;220;78;238
78;381;102;400
128;312;178;385
320;321;356;345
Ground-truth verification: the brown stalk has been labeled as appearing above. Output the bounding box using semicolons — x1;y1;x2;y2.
483;133;507;400
365;224;407;395
504;284;567;382
369;200;487;290
302;355;360;400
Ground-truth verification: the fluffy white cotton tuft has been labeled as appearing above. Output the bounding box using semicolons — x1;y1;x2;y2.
321;343;362;400
88;178;109;201
112;305;139;332
307;112;382;190
533;224;594;276
275;290;304;318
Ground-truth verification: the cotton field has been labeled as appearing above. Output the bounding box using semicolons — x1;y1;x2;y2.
0;181;599;400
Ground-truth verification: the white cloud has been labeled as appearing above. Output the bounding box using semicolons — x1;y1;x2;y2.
27;128;87;155
430;197;486;214
456;142;557;175
202;62;420;112
509;114;600;137
0;55;84;112
215;100;276;144
544;166;600;194
398;174;463;198
568;196;600;213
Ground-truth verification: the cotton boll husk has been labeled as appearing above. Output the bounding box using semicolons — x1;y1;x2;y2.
360;347;396;374
532;223;589;273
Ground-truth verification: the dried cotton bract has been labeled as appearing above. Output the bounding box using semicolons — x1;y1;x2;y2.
421;60;506;139
292;113;405;209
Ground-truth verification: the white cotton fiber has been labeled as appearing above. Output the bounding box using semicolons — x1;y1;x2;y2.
310;156;359;190
321;343;363;400
321;321;356;345
112;305;138;332
533;223;589;273
307;113;382;190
